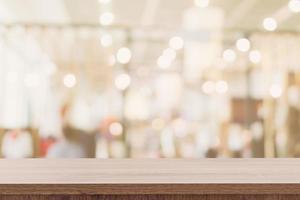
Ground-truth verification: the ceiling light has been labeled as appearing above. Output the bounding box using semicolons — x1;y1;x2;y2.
63;73;76;88
109;122;123;136
249;50;262;64
222;49;236;63
99;12;114;26
115;73;131;90
270;84;282;98
116;47;132;64
263;17;277;31
236;38;251;52
169;36;184;50
288;0;300;13
202;81;215;95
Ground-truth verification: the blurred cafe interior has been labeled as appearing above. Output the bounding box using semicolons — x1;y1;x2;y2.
1;0;300;158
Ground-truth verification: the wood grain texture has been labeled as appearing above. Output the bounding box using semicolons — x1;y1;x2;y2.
2;184;300;195
0;159;300;195
0;195;300;200
1;159;300;184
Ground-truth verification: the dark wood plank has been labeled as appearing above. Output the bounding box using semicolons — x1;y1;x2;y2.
2;184;300;195
0;195;300;200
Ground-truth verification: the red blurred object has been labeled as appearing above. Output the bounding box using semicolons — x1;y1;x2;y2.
40;137;57;157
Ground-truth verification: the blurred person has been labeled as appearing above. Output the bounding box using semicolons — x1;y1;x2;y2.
46;130;86;158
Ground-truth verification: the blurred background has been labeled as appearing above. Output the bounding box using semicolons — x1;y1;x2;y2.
0;0;300;158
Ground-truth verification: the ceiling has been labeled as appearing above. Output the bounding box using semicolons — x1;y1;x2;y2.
0;0;298;32
0;0;299;91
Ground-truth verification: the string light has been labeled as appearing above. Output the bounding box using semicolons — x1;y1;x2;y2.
99;12;114;26
116;47;132;64
202;81;215;95
270;84;282;98
222;49;236;63
236;38;251;52
249;50;262;64
109;122;123;136
288;0;300;13
169;36;184;50
263;17;277;31
115;73;131;90
63;73;76;88
100;34;113;47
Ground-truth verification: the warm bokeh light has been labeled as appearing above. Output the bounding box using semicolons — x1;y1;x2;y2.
222;49;236;63
270;84;283;98
116;47;132;64
115;73;131;90
109;122;123;136
169;36;184;50
288;0;300;13
236;38;251;52
99;12;114;26
249;50;262;64
263;17;277;31
63;74;77;88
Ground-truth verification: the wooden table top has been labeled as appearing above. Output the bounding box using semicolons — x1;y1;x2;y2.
0;159;300;195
